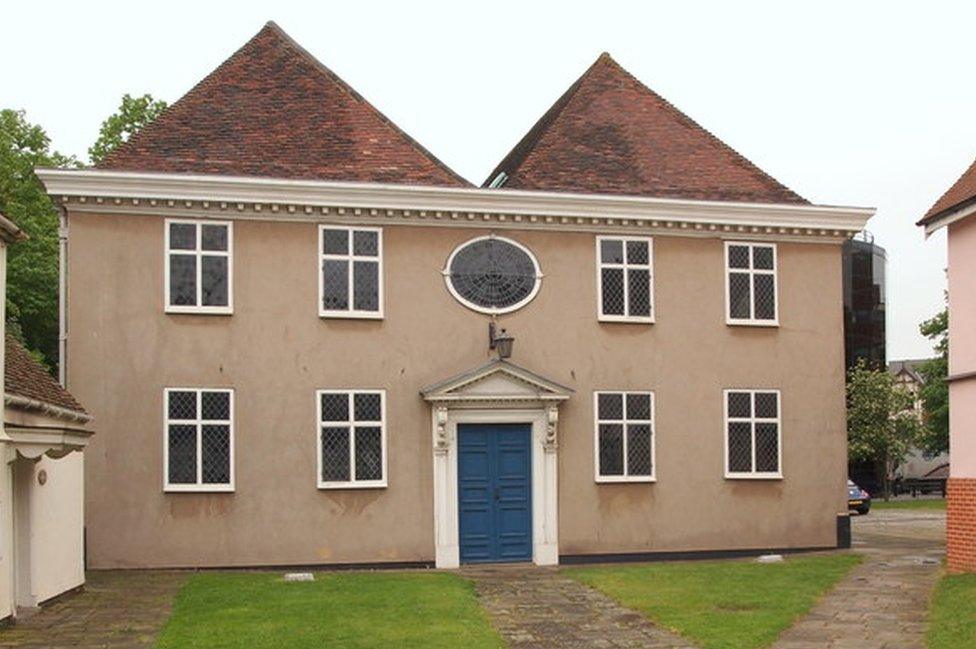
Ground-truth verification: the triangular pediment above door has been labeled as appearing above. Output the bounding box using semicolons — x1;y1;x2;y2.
420;360;573;404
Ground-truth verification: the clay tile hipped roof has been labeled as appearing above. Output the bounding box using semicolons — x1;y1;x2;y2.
485;53;807;204
5;335;86;415
919;156;976;225
98;22;468;187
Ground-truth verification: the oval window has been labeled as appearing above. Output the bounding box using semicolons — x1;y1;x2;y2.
444;236;542;314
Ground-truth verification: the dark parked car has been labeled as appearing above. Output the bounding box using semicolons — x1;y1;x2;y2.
848;479;871;515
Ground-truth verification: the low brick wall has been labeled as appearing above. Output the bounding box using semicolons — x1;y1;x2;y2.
947;477;976;573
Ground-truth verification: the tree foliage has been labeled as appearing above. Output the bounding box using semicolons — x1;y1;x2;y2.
847;358;922;499
0;109;77;369
917;308;948;455
88;93;167;165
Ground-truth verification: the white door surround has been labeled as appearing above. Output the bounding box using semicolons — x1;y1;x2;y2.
421;360;572;568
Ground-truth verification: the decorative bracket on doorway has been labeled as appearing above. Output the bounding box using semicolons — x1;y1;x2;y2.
545;405;559;452
434;406;450;455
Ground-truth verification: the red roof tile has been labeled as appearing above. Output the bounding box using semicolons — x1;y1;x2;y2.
5;335;86;415
485;53;806;204
919;156;976;225
99;22;468;187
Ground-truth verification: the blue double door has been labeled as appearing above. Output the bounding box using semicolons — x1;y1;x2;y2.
457;423;533;564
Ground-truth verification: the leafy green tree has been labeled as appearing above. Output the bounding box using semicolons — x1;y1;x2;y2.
88;93;167;165
0;109;77;369
917;307;948;455
847;359;922;500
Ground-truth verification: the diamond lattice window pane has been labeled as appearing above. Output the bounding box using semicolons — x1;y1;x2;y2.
354;392;382;421
322;259;349;310
601;268;625;315
627;269;651;317
321;393;349;422
755;392;778;418
626;240;649;265
755;423;779;472
598;393;624;420
354;426;383;481
201;224;228;251
169;223;196;250
168;391;197;420
353;261;379;311
728;245;750;269
323;229;348;255
729;272;751;319
727;392;752;418
626;424;652;476
600;239;624;264
353;230;378;256
598;424;624;476
201;256;228;307
626;393;651;420
168;425;197;483
448;239;538;310
201;425;231;484
321;426;351;481
728;422;753;473
753;274;776;320
169;254;197;306
201;391;230;421
752;246;774;270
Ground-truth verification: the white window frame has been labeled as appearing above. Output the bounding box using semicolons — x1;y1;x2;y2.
593;391;656;483
723;388;782;479
442;234;543;315
163;388;235;492
724;241;778;326
164;219;233;315
318;226;384;319
316;389;388;489
596;236;655;323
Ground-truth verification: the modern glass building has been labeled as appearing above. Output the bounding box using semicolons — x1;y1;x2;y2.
842;232;887;370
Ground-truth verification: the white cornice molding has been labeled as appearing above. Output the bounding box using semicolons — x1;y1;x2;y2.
37;169;874;242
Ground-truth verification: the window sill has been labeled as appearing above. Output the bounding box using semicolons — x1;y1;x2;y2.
319;311;384;320
166;306;233;316
595;476;656;484
164;484;235;493
318;481;388;490
598;316;655;324
724;473;783;480
726;319;779;327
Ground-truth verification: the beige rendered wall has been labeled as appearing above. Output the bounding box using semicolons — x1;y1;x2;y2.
68;211;847;568
948;217;976;478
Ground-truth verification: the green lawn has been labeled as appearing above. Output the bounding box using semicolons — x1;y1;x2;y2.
928;573;976;649
566;553;862;649
156;571;502;649
871;498;946;510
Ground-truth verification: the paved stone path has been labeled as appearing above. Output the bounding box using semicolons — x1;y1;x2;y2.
773;509;945;649
0;571;187;648
466;564;695;648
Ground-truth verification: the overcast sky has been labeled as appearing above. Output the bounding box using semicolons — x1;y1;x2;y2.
3;1;968;360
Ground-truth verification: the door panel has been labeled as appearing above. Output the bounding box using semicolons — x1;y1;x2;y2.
458;423;532;563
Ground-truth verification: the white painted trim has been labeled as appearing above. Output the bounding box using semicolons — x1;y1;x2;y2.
38;168;874;236
315;389;388;489
595;235;654;323
163;388;235;492
163;219;233;315
723;388;783;480
593;391;656;483
922;200;976;235
724;241;779;327
441;234;542;315
431;407;558;569
317;226;384;319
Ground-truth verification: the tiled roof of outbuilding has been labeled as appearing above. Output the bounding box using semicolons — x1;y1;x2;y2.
485;53;806;205
919;156;976;225
98;22;468;187
5;335;86;415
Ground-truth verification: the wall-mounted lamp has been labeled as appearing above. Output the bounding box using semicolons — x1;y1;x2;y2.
488;322;514;359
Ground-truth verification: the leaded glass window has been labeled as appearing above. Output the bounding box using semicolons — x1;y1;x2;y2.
725;389;781;477
317;390;386;488
444;236;542;314
320;226;383;317
166;220;232;313
595;391;655;481
597;236;653;321
165;388;233;491
726;242;777;325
